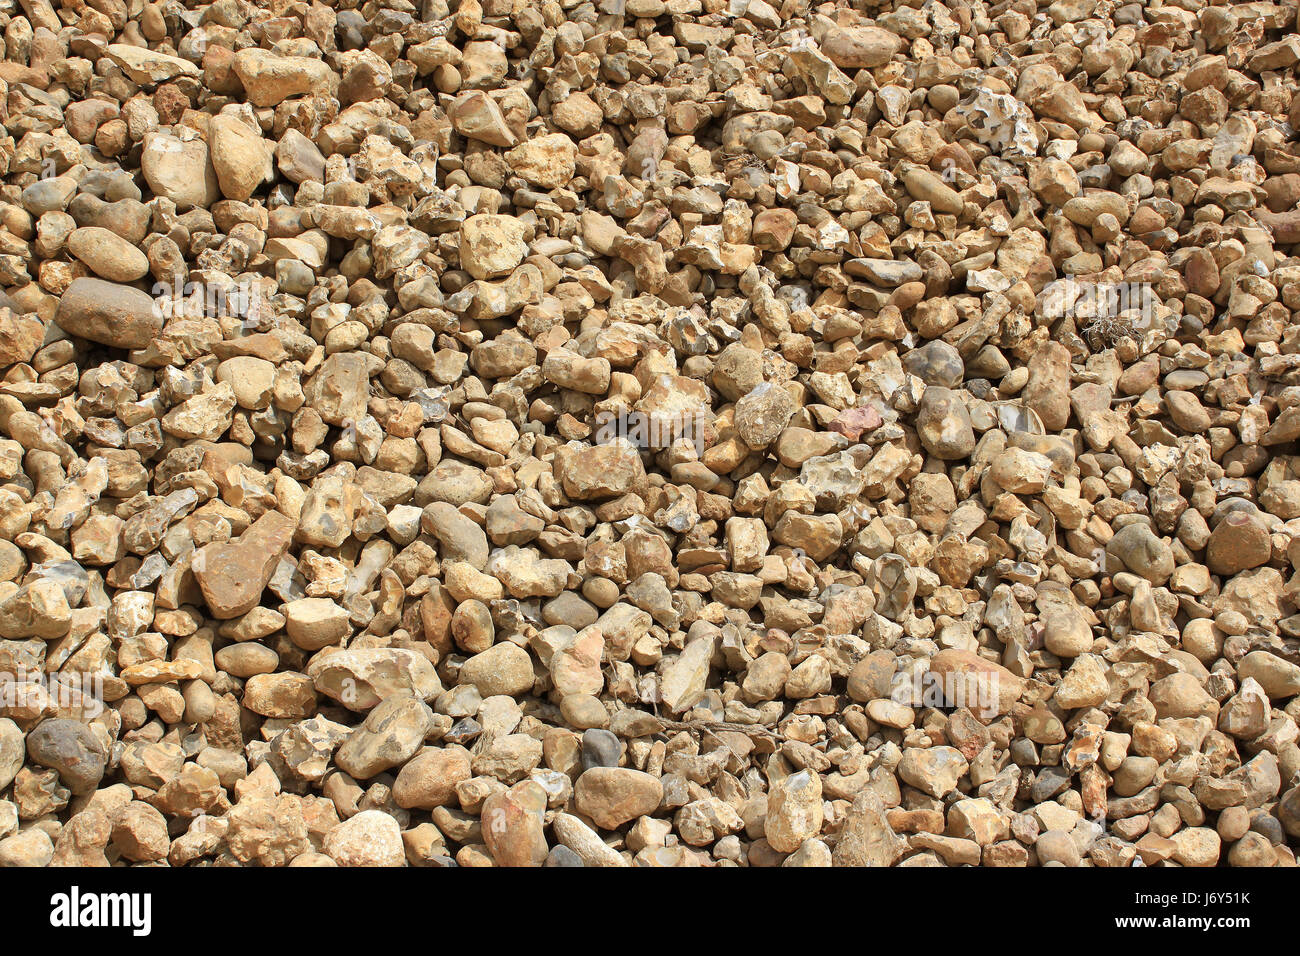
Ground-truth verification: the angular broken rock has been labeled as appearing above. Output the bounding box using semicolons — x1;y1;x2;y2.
194;510;297;619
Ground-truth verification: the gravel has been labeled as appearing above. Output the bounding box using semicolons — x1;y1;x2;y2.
0;0;1298;868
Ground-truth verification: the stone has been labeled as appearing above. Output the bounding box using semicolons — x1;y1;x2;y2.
1206;513;1272;576
916;386;975;460
225;796;311;867
1237;652;1300;700
111;802;170;862
552;812;627;866
194;510;296;618
55;278;163;350
25;719;107;795
284;598;351;650
209;114;274;202
765;769;823;853
461;215;529;280
1106;524;1175;585
140;133;220;210
898;746;969;798
482;780;549;867
231;49;337;106
67;227;150;282
458;642;535;698
308;648;443;710
734;382;796;449
574;768;663;829
393;746;472;809
324;810;406;867
334;695;435;779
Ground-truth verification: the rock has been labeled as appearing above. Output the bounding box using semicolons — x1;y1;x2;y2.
1022;342;1072;432
505;134;576;189
111;802;170;862
334;695;435;779
449;91;516;146
224;795;311;867
0;828;54;867
482;780;549;866
552;812;627;867
304;353;370;427
765;769;823;853
916;386;975;460
231;49;337;106
393;746;472;809
833;790;906;866
55;278;163;350
25;719;107;795
581;729;621;771
308;648;443;710
242;674;317;719
1206;513;1272;575
1237;652;1300;700
208;114;274;201
67;227;150;282
0;580;70;639
1106;524;1175;585
555;442;646;501
925;649;1025;716
1037;587;1094;658
458;642;535;697
194;510;296;618
898;746;969;798
822;27;903;68
284;598;351;650
1035;830;1081;866
0;720;23;792
1149;673;1218;720
903;341;964;388
460;215;529;279
574;768;663;829
105;44;200;84
1170;827;1221;867
324;810;406;867
734;382;796;449
659;634;714;714
141;133;221;210
422;502;489;569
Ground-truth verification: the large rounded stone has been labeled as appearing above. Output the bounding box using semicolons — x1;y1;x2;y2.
140;132;220;210
323;810;405;867
55;278;164;350
392;746;473;809
1206;512;1272;576
573;767;664;829
25;718;108;795
1106;523;1174;584
916;386;975;460
458;642;535;697
208;114;274;201
1237;651;1300;699
902;340;964;388
67;227;150;281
